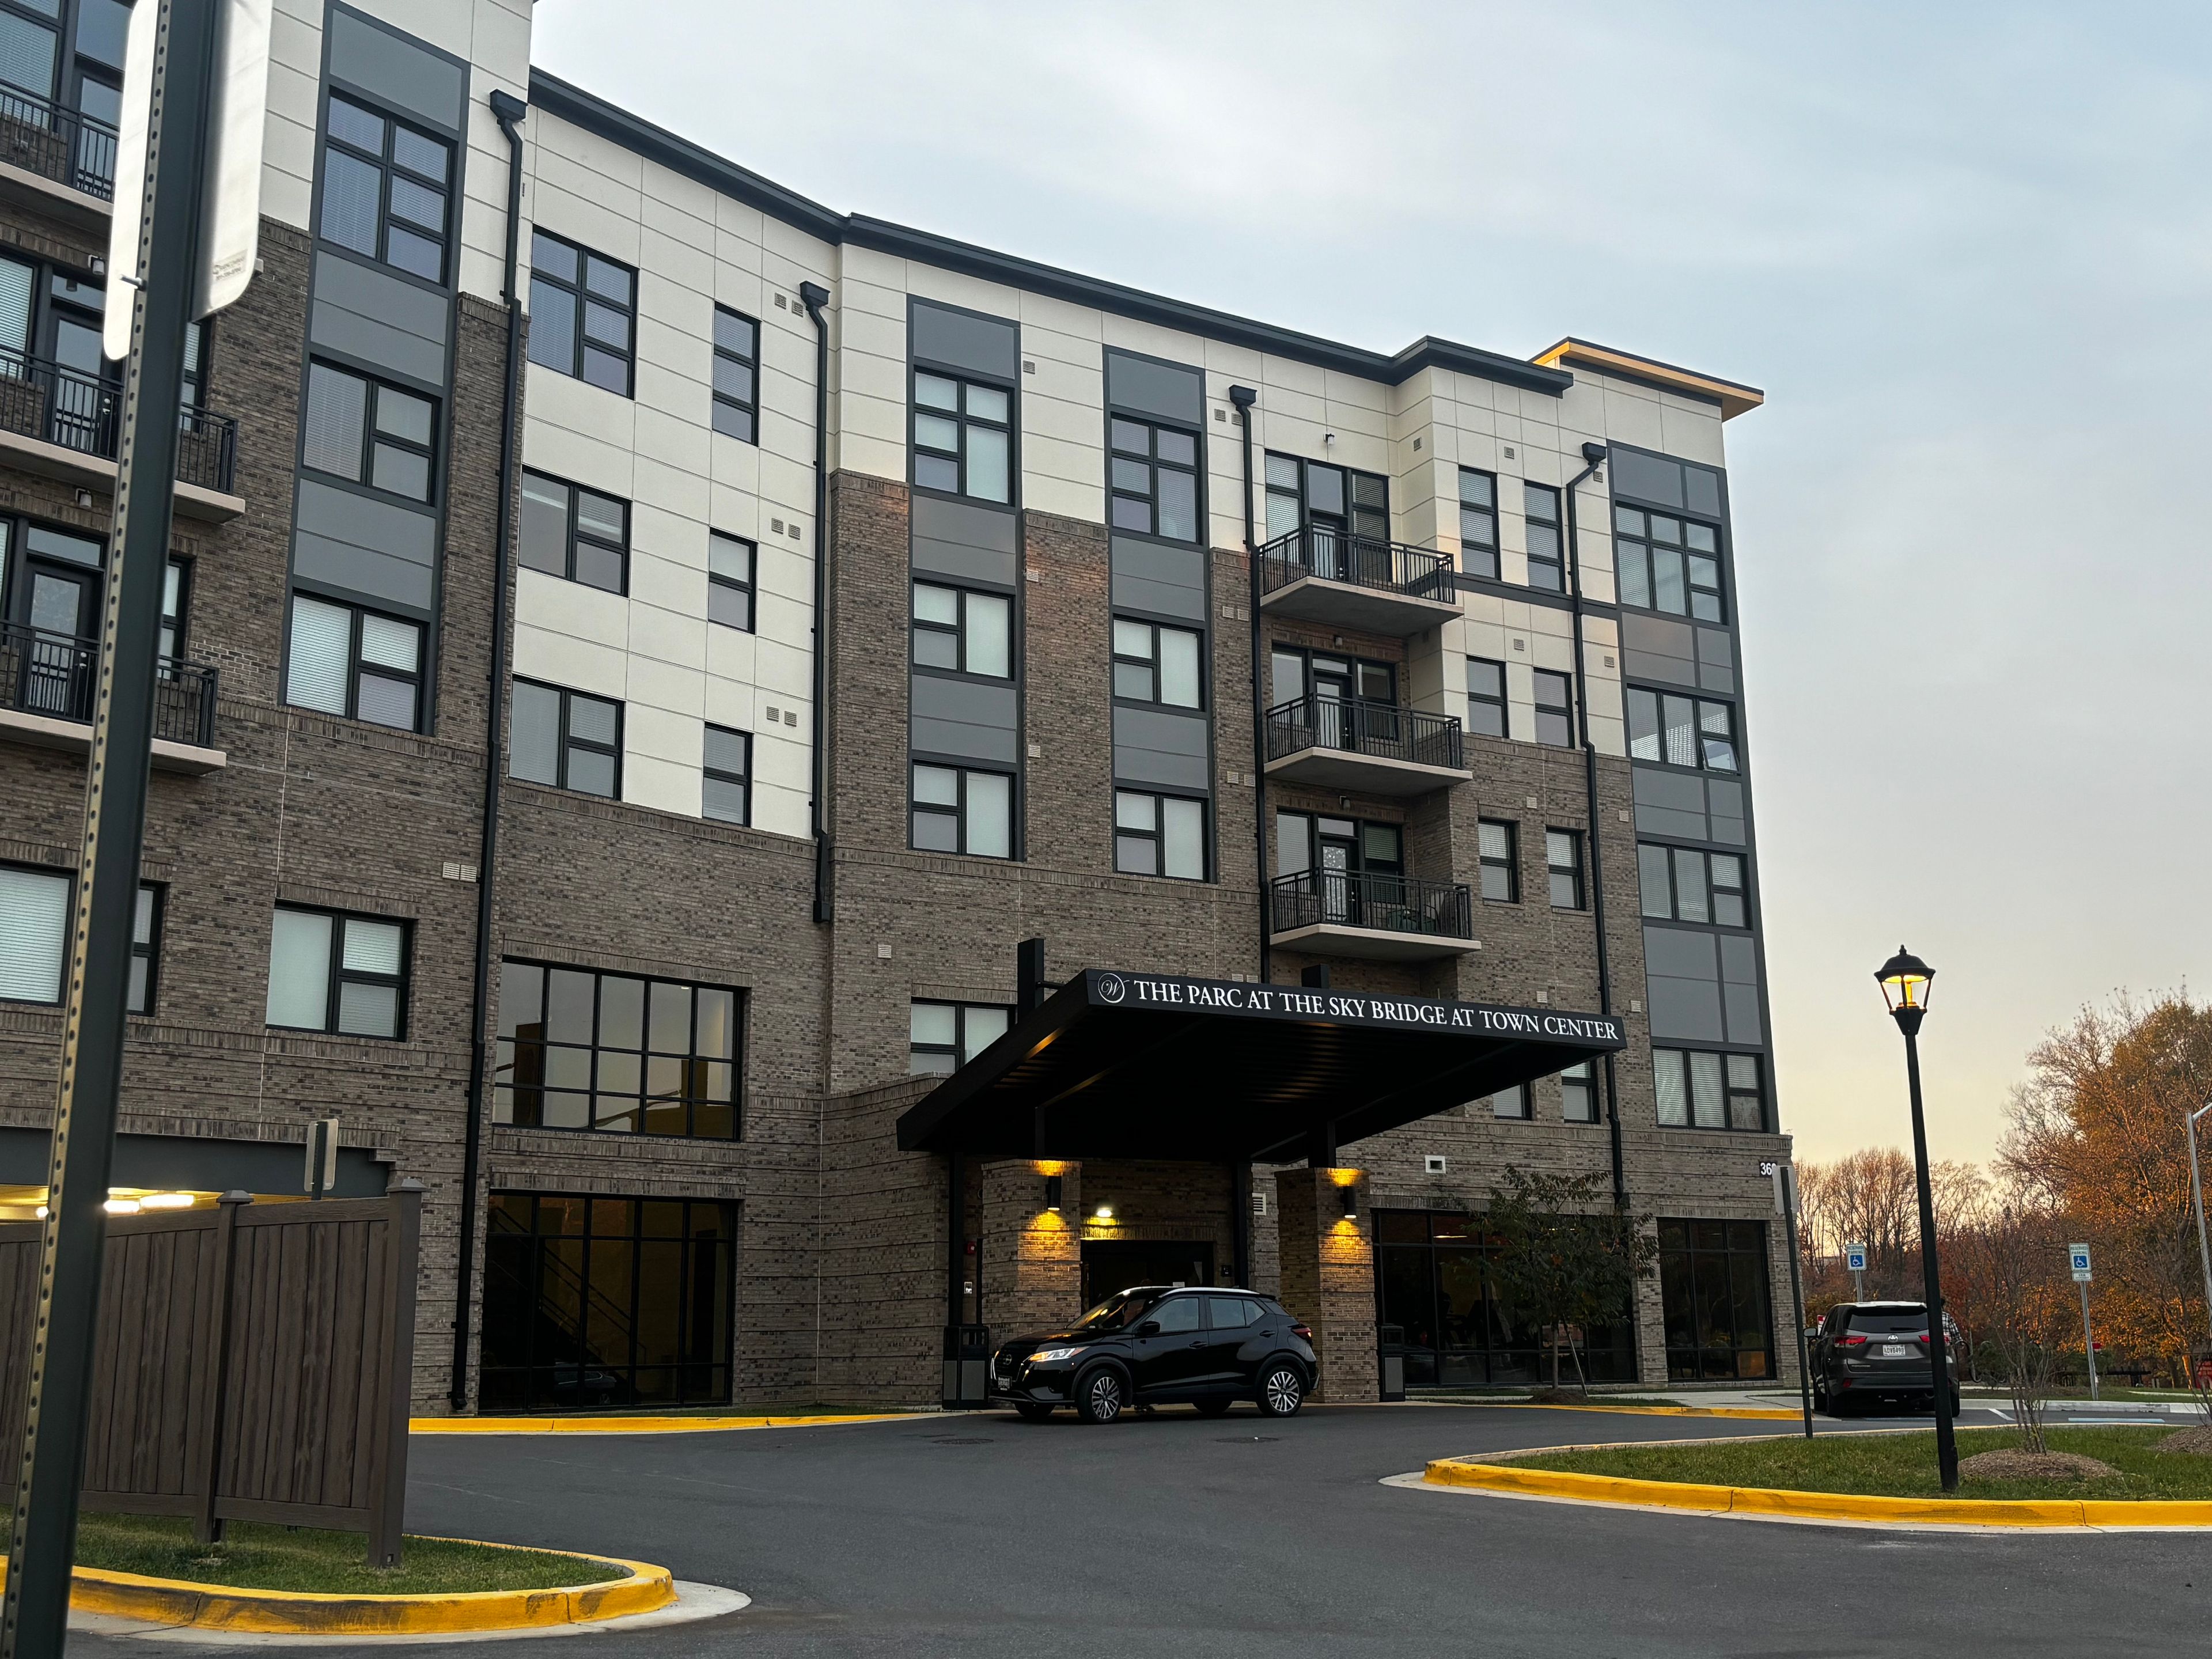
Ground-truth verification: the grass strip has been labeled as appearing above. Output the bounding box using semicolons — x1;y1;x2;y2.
74;1514;625;1595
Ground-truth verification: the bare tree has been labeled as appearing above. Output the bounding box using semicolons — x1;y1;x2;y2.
1976;1204;2068;1454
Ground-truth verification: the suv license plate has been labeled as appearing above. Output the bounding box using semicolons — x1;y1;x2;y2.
1881;1343;1909;1358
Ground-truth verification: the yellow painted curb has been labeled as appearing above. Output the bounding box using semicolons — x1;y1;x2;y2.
0;1540;675;1634
411;1411;914;1434
1452;1401;1804;1421
1422;1455;2212;1528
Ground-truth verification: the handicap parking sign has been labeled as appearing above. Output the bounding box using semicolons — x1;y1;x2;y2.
2070;1243;2092;1281
1845;1244;1868;1273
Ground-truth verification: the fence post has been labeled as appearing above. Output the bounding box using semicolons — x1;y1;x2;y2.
368;1180;424;1569
191;1191;250;1547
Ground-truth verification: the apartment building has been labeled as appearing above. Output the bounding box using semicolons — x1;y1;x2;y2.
0;0;1786;1410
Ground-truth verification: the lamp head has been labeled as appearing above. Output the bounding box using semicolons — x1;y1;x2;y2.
1875;946;1935;1024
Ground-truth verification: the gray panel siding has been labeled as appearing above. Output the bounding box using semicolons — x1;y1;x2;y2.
1631;766;1707;840
911;300;1017;380
1105;350;1202;425
1706;779;1747;846
1113;706;1209;791
1719;934;1763;1044
293;479;439;612
328;8;467;131
1643;924;1725;1043
911;494;1017;586
1620;613;1696;688
310;252;450;386
911;675;1018;765
1110;536;1207;622
1697;626;1735;694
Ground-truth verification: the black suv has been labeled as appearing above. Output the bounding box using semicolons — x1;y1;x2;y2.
1810;1301;1961;1416
990;1286;1317;1424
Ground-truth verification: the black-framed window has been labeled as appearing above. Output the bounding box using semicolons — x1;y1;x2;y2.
0;861;69;1005
528;229;634;396
1615;505;1724;622
707;533;754;630
520;470;627;594
912;370;1009;503
1108;416;1199;541
911;763;1012;858
319;92;452;285
1458;468;1497;578
264;904;408;1039
710;305;758;442
1523;482;1563;592
1658;1217;1772;1380
495;961;741;1139
1263;452;1387;541
1113;618;1202;709
909;1000;1012;1075
1275;810;1402;878
1115;790;1206;881
1560;1061;1597;1123
127;880;160;1015
1465;657;1506;738
912;582;1010;679
159;556;187;661
1546;828;1584;910
703;724;749;825
480;1192;734;1411
510;679;621;798
1271;646;1391;708
1483;1082;1531;1120
1638;844;1749;929
302;361;435;502
1627;688;1738;772
1533;669;1574;748
285;593;424;732
1477;819;1517;903
1655;1050;1766;1132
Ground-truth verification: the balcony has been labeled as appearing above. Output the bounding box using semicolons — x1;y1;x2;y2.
1256;527;1460;637
0;83;117;227
1268;869;1476;962
0;349;241;518
0;621;224;774
1264;693;1470;797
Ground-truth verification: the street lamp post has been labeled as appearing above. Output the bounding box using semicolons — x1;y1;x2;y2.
2187;1101;2212;1398
1876;946;1959;1493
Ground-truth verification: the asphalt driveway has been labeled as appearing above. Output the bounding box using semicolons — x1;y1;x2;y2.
70;1402;2207;1657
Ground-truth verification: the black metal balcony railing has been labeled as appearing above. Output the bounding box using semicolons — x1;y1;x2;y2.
0;347;238;494
1266;693;1464;771
0;620;218;748
1257;527;1454;603
1268;869;1473;941
0;81;119;199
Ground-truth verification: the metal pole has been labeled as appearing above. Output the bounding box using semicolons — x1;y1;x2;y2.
1780;1165;1813;1439
2078;1277;2097;1401
1;3;216;1651
1896;1014;1959;1491
1853;1267;1865;1301
2189;1103;2212;1398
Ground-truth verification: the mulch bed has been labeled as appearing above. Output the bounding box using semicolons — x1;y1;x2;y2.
1956;1448;2116;1482
2155;1426;2212;1456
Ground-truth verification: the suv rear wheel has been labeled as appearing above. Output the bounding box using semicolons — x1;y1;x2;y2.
1075;1367;1126;1424
1257;1362;1305;1418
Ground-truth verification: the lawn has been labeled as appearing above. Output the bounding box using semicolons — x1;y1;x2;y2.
70;1514;626;1594
1512;1426;2212;1503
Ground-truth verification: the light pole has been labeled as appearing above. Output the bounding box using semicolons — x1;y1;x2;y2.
1876;946;1959;1493
2188;1101;2212;1399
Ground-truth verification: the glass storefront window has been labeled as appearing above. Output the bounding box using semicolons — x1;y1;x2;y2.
1657;1217;1773;1381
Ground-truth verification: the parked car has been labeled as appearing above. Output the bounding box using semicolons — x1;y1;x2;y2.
990;1285;1317;1424
1809;1300;1961;1416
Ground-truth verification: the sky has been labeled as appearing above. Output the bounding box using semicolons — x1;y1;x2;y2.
532;1;2212;1168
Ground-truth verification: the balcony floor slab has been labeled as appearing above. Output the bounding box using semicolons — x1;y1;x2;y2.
1268;922;1480;962
1265;748;1471;797
1259;574;1461;638
0;704;224;774
0;428;244;521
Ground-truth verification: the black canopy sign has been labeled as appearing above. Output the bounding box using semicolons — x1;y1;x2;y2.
1087;970;1624;1048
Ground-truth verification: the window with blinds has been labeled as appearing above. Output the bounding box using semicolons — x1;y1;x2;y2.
0;864;69;1005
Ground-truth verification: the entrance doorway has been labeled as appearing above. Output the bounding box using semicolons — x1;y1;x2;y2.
1081;1239;1215;1309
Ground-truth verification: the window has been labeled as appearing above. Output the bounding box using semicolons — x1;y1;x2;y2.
1658;1218;1772;1380
1615;506;1724;621
1638;844;1749;927
1458;468;1497;578
1546;829;1583;910
127;881;160;1015
318;94;451;283
520;471;627;594
912;583;1010;679
707;533;754;631
528;230;634;396
1523;482;1562;592
1533;669;1574;748
0;863;69;1004
1465;657;1506;738
710;305;758;442
912;371;1010;503
1275;810;1402;879
264;905;408;1039
1626;688;1738;772
1264;453;1387;541
702;725;749;825
909;1001;1012;1075
1560;1061;1597;1123
1113;619;1201;708
1108;416;1199;541
1484;1082;1531;1120
1115;791;1206;880
911;763;1012;858
286;594;424;732
510;679;621;798
494;961;741;1138
159;558;187;661
301;362;435;501
1476;819;1517;903
1654;1049;1766;1131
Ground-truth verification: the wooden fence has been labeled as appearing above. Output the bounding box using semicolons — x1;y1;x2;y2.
0;1183;422;1565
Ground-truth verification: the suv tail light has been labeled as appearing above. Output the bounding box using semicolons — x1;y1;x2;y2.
1837;1335;1867;1348
1290;1323;1315;1341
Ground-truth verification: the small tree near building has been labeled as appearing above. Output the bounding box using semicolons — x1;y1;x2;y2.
1486;1167;1661;1392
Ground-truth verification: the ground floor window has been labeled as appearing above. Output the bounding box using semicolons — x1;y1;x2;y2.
480;1192;734;1411
1374;1209;1635;1387
1657;1217;1772;1380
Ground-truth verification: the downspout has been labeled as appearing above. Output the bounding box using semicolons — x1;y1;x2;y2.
1562;440;1627;1208
450;86;529;1412
800;282;832;924
1230;385;1263;982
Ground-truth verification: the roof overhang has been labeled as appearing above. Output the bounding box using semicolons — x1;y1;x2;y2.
1532;338;1766;419
895;970;1626;1164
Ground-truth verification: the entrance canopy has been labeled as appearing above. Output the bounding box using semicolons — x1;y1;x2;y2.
896;970;1626;1164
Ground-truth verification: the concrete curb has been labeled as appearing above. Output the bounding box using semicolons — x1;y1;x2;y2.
1443;1401;1804;1421
410;1411;914;1435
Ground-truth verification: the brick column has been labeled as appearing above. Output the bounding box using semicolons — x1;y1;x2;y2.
979;1160;1084;1344
1273;1168;1378;1403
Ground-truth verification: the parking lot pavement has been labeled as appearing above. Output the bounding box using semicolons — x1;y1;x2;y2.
69;1403;2206;1658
